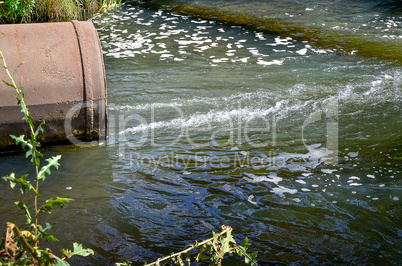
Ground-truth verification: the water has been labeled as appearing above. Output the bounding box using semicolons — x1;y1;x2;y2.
1;0;401;265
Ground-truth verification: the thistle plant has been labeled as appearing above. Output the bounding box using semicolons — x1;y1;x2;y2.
0;50;94;265
117;225;258;266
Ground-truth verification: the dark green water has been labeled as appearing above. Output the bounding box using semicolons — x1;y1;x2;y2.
1;0;401;265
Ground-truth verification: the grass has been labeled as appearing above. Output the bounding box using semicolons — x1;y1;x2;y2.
0;0;122;23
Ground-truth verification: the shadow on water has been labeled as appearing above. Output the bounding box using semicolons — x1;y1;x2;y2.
132;0;402;64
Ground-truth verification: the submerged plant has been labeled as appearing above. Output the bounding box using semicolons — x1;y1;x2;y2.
0;50;94;264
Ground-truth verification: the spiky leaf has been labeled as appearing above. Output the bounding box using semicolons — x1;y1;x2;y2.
220;230;235;254
38;223;59;242
60;243;94;259
38;155;61;181
2;173;38;195
196;243;211;262
53;256;70;266
10;134;31;150
2;79;15;88
40;197;71;213
34;249;59;265
15;201;32;224
13;61;25;76
34;119;45;138
240;237;251;249
244;251;258;266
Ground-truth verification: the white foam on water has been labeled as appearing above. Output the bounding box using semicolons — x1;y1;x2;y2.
256;59;284;66
347;152;359;158
271;186;298;197
349;183;363;186
267;36;293;46
247;195;258;205
243;172;283;184
270;147;335;172
321;169;337;174
118;100;295;135
296;48;308;55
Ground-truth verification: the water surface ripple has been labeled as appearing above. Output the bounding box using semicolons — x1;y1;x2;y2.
0;1;401;265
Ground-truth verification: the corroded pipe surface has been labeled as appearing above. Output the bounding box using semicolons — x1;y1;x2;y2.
0;21;107;151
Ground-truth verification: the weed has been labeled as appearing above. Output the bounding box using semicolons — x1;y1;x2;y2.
117;225;258;266
0;50;94;265
1;0;35;23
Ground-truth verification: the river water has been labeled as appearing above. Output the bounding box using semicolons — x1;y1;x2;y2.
1;0;401;265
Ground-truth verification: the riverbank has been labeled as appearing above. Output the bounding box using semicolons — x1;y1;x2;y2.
0;0;122;23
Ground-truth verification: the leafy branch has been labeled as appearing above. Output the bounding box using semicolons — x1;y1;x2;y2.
0;49;94;265
117;225;258;266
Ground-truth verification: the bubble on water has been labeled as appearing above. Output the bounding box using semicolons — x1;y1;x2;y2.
392;197;399;201
367;174;375;179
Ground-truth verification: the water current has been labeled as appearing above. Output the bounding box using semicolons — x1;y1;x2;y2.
1;0;401;264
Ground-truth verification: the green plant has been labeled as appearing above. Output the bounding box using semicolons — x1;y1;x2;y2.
33;0;81;22
117;225;258;266
98;0;121;13
0;50;94;265
3;0;35;23
33;0;122;22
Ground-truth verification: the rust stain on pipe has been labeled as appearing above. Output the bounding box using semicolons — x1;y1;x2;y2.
0;21;107;151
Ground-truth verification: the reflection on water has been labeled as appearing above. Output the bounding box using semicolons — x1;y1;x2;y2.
0;0;401;265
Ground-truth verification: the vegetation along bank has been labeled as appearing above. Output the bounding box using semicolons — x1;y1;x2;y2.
0;0;123;23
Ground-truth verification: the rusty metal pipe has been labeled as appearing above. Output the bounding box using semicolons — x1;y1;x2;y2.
0;21;107;151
